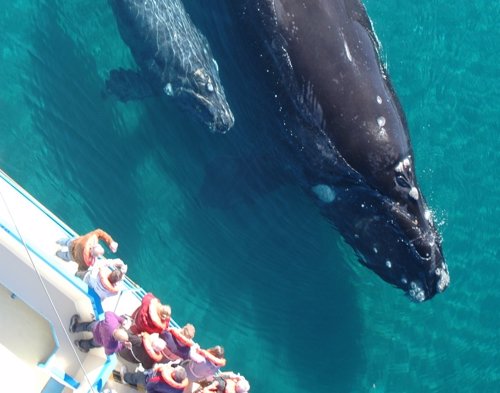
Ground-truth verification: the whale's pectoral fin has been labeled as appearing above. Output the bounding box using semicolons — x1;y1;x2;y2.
104;68;156;102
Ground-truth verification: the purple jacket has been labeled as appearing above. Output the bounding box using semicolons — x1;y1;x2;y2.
92;311;124;355
159;330;190;360
184;358;220;382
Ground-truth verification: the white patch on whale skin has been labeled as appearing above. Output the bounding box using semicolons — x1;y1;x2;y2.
395;162;404;173
376;116;388;139
164;83;173;96
312;184;335;203
436;266;450;293
343;40;353;62
376;95;383;104
385;260;392;268
378;127;388;140
282;49;293;71
212;58;219;72
408;281;426;302
409;187;419;200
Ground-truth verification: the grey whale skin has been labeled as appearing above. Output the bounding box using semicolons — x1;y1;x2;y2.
107;0;234;133
240;0;449;301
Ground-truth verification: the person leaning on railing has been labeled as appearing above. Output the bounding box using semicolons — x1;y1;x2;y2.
120;362;189;392
69;311;132;354
130;292;171;334
55;228;118;276
182;345;226;385
159;323;197;361
82;258;128;300
117;332;167;370
194;372;251;393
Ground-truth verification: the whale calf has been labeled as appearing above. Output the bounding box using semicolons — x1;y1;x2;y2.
235;0;449;301
107;0;234;133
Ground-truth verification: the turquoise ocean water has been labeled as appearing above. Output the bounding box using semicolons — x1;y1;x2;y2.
1;0;499;391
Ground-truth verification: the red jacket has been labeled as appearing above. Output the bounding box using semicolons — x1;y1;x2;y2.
131;293;170;334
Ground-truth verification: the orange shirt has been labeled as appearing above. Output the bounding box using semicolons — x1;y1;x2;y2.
70;228;114;270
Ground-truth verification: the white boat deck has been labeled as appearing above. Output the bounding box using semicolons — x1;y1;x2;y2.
0;283;54;391
0;170;150;393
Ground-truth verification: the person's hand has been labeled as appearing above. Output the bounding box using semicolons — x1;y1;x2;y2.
189;343;205;363
110;241;118;253
124;341;132;350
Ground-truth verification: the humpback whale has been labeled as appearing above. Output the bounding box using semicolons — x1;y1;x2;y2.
107;0;234;133
236;0;449;301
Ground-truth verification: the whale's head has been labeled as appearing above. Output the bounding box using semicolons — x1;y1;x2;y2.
108;0;234;133
305;25;449;301
166;64;234;133
316;153;449;302
380;157;449;301
319;177;448;302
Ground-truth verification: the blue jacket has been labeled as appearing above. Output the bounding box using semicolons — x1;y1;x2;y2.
160;330;190;359
146;371;184;393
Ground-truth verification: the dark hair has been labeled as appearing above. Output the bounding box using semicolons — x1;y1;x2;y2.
108;269;124;285
207;345;225;359
172;366;187;383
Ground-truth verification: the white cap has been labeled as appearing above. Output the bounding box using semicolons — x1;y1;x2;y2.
152;338;166;352
235;378;250;393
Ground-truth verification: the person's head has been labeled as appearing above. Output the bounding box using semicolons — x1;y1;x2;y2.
113;328;129;342
181;323;195;339
207;345;224;359
172;366;187;384
152;337;166;352
91;244;105;257
108;269;124;285
159;304;171;321
235;378;250;393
